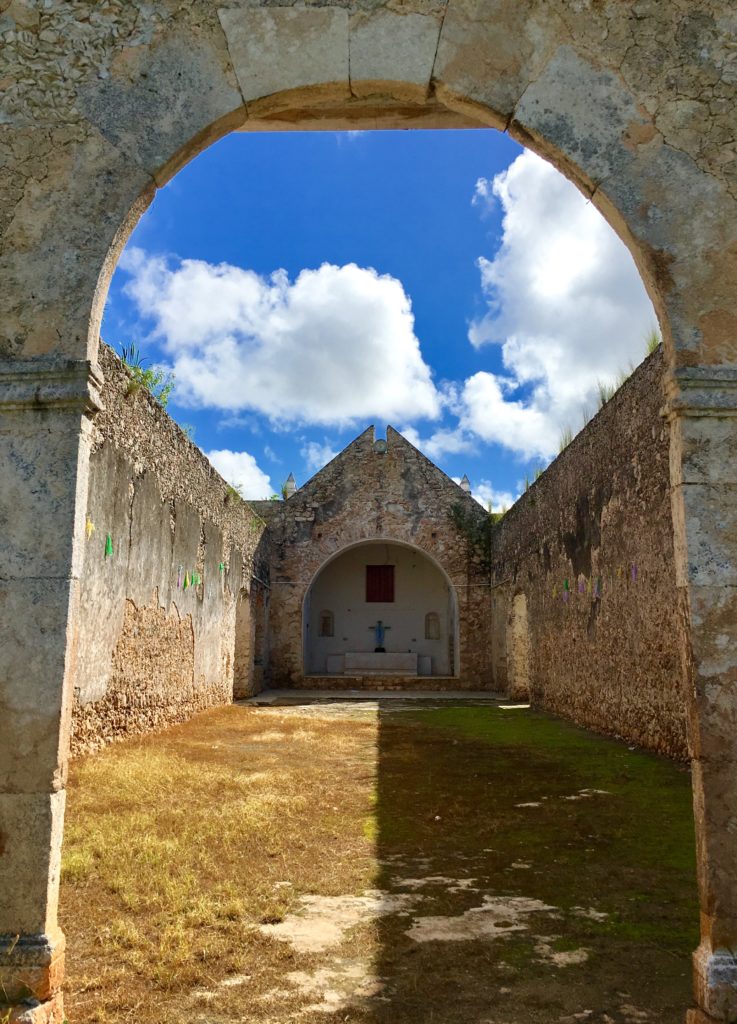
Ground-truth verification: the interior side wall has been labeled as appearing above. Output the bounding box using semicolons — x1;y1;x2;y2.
233;588;254;699
72;344;268;755
491;347;687;760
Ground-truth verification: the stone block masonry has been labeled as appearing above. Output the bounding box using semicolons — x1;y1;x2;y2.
70;344;269;755
491;347;687;760
263;425;494;691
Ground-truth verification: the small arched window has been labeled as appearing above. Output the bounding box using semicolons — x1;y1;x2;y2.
319;610;334;638
424;611;441;640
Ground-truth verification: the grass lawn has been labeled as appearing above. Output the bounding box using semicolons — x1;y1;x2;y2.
59;700;698;1023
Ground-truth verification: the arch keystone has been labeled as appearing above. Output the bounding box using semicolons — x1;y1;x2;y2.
218;6;350;113
349;10;442;103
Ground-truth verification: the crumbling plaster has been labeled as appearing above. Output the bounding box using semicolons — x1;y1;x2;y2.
70;344;269;755
492;347;687;761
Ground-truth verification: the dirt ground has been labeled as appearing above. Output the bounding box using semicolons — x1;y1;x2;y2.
59;698;698;1024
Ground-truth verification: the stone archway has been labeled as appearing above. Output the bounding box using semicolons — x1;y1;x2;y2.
2;5;737;1021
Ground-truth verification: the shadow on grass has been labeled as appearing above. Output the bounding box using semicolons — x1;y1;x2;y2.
368;702;698;1024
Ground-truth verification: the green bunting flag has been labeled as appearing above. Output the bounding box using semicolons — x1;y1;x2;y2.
104;533;113;558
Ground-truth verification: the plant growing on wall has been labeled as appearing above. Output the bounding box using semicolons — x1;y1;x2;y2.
266;480;294;501
645;327;661;355
448;501;503;575
225;483;243;504
248;516;265;538
560;327;663;452
558;424;574;453
120;343;175;409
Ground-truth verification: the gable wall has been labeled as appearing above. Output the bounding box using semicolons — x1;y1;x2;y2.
264;427;493;690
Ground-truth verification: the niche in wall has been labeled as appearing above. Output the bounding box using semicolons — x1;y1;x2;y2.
425;611;441;640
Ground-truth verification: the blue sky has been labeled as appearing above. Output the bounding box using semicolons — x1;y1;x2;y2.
103;128;656;505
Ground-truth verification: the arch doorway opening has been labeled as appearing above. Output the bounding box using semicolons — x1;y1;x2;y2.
303;540;459;680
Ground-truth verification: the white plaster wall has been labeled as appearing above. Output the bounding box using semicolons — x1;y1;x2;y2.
305;541;453;675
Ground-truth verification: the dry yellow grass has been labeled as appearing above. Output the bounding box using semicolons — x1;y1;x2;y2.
60;705;378;1022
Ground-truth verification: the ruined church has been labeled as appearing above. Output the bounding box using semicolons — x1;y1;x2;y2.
6;6;737;1019
249;424;492;691
72;341;684;765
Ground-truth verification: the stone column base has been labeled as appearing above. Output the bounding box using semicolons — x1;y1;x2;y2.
0;932;65;1017
687;1011;723;1024
692;944;737;1023
7;992;65;1024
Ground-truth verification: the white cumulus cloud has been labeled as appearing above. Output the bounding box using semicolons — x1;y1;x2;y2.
452;477;517;511
119;248;440;427
301;440;339;474
206;448;273;499
399;425;476;463
471;480;517;511
462;150;657;460
461;371;554;461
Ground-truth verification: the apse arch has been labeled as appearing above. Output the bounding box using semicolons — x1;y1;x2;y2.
301;537;460;680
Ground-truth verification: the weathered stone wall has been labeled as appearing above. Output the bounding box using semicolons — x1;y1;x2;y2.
491;347;686;759
71;343;268;754
263;426;493;690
